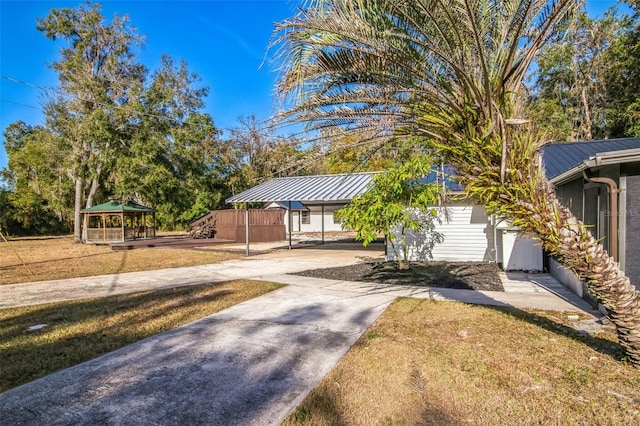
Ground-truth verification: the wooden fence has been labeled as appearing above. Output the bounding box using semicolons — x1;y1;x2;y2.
212;209;286;242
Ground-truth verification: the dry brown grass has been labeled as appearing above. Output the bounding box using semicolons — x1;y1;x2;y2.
0;279;283;391
0;236;238;285
284;299;640;425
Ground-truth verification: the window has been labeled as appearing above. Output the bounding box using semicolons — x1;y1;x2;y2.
301;210;310;224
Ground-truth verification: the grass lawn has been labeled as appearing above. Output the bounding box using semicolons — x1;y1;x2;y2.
0;236;239;285
284;299;639;425
0;279;283;392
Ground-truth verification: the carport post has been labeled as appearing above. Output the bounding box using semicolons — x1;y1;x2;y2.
321;205;325;244
288;201;292;250
245;208;250;256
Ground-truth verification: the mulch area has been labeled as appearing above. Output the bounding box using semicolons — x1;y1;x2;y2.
295;261;504;291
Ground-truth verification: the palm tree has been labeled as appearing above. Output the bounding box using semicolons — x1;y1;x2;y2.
273;0;640;365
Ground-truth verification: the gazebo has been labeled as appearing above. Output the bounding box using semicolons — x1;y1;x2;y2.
81;200;156;244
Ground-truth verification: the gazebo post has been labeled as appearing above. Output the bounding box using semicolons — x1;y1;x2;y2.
121;212;125;241
102;213;106;243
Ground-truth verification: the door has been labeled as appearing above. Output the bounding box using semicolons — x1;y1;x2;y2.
291;211;301;232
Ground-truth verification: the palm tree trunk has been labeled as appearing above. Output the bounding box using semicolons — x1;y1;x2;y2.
465;161;640;365
535;190;640;365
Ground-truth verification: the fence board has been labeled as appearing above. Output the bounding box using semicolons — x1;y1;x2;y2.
201;209;285;242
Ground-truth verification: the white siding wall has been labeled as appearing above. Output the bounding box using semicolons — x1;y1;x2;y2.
431;205;495;261
387;204;546;271
300;205;345;232
387;205;496;262
269;204;347;233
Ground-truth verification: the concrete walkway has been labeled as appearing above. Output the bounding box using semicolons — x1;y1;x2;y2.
0;244;600;425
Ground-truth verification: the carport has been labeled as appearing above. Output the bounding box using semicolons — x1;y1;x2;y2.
226;172;377;254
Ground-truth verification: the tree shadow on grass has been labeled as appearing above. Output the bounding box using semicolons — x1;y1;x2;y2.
0;252;113;271
397;294;626;363
295;261;625;361
487;304;626;362
287;381;459;425
0;283;240;392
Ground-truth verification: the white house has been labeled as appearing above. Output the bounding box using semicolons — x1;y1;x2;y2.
264;201;347;233
226;170;544;271
389;136;640;276
386;202;543;270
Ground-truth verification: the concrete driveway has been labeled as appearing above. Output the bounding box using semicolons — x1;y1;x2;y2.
0;242;383;309
1;284;393;425
0;242;599;425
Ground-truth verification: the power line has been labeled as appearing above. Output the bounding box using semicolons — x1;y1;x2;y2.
0;99;43;111
0;74;278;135
1;75;58;95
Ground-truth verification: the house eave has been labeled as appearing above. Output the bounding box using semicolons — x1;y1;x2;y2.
549;148;640;186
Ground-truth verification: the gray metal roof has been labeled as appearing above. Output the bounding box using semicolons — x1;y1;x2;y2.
421;165;465;192
542;137;640;181
226;172;378;204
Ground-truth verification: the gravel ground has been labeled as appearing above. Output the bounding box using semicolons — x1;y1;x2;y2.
295;260;504;292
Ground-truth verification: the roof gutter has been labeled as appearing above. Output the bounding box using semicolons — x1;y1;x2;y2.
550;148;640;186
548;148;640;261
589;147;640;167
550;163;590;186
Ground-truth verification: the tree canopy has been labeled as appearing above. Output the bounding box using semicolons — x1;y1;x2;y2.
529;4;640;141
2;2;227;234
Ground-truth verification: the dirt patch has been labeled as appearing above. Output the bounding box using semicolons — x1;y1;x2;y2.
295;261;504;291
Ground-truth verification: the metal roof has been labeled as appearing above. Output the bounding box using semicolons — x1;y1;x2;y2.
226;172;378;203
81;200;155;213
542;137;640;181
420;165;465;192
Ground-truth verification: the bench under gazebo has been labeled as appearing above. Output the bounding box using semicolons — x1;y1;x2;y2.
81;200;156;244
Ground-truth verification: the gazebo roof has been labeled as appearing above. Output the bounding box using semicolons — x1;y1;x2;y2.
81;200;155;214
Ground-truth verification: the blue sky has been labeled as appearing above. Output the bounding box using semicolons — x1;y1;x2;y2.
0;0;298;170
0;0;626;171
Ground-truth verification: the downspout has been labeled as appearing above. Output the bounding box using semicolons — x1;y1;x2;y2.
583;171;620;260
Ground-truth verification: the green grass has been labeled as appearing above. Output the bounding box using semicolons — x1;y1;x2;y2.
0;280;283;391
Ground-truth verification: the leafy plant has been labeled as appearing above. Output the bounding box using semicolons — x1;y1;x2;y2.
338;155;443;268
